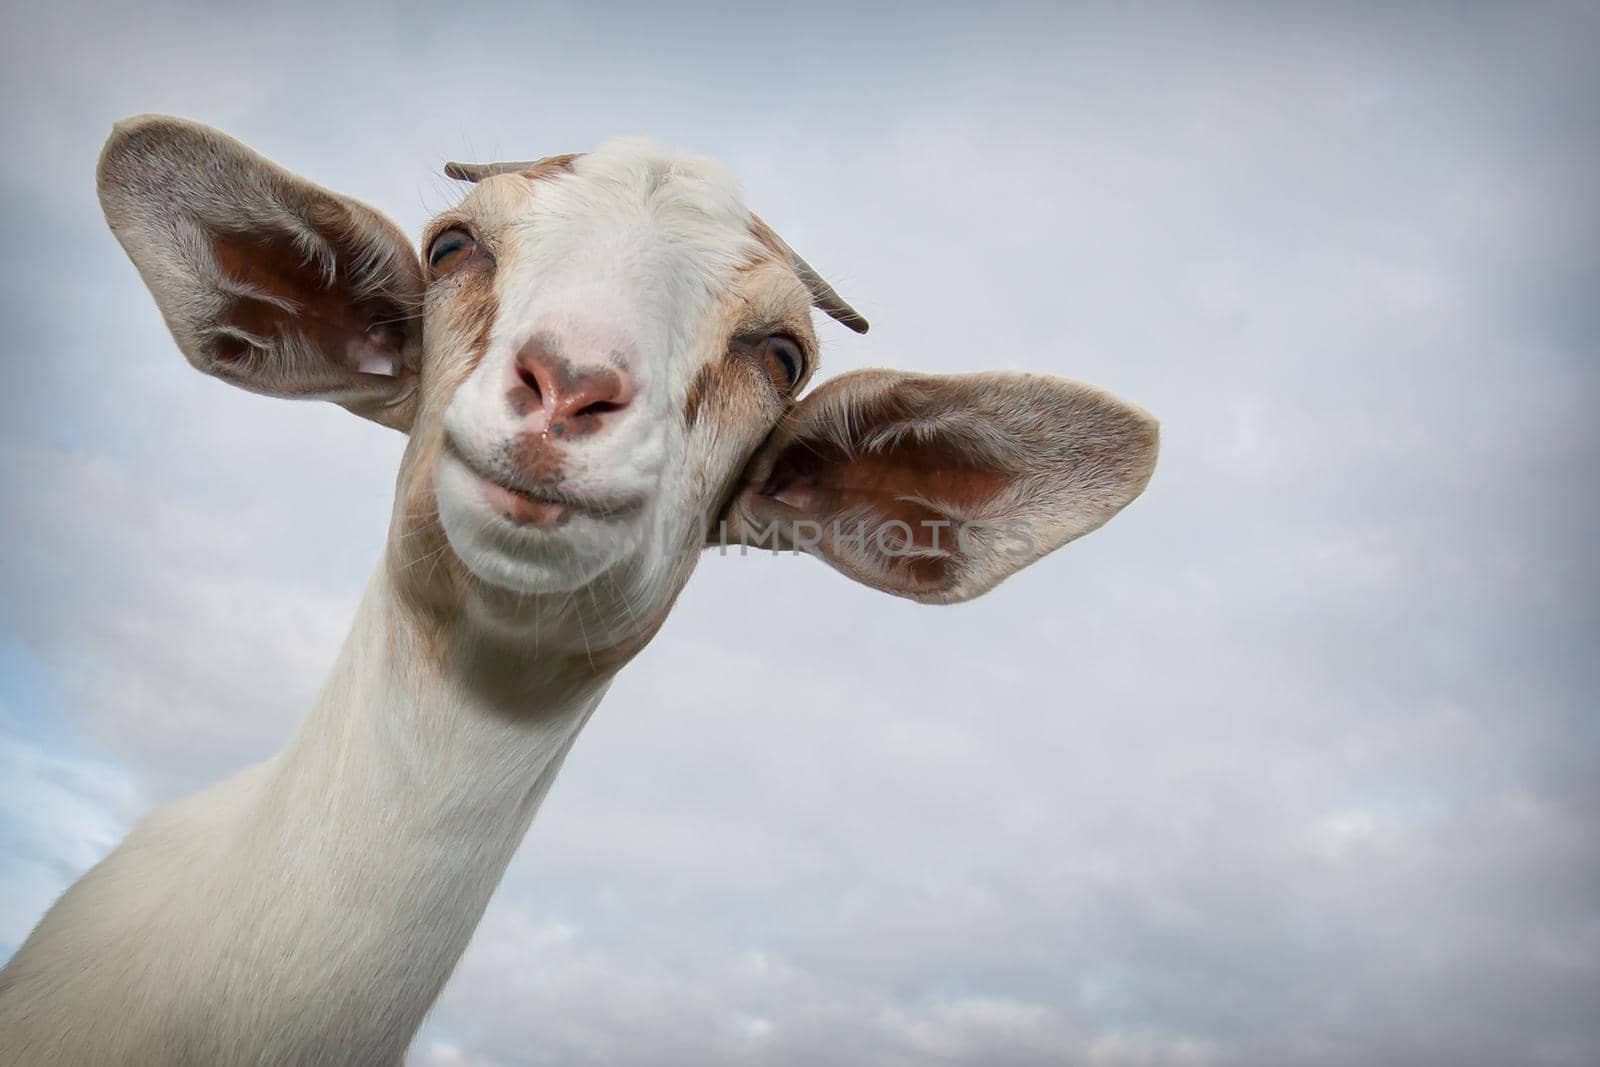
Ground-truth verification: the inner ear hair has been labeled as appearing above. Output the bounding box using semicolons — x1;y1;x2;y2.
97;114;425;431
716;368;1159;603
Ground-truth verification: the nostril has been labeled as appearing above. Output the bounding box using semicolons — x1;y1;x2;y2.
516;361;544;401
573;398;627;419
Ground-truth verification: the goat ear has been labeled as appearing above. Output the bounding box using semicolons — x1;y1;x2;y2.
714;369;1159;604
97;115;424;432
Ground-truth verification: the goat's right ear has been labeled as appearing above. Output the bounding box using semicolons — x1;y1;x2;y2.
97;115;425;432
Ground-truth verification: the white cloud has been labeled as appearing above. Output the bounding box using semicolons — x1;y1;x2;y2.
410;1042;507;1067
2;3;1597;1066
1304;809;1397;864
0;726;141;951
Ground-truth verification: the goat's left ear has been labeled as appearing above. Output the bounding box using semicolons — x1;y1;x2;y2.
714;369;1159;603
97;115;424;431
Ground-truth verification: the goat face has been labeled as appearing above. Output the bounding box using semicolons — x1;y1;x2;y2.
98;116;1160;665
412;142;830;626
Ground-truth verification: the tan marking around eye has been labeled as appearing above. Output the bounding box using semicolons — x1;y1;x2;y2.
683;259;815;441
682;363;714;428
446;269;499;371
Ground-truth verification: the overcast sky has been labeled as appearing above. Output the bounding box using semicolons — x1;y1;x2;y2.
2;2;1597;1065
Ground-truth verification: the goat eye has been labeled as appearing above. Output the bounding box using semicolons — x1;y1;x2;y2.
760;335;805;390
427;228;477;273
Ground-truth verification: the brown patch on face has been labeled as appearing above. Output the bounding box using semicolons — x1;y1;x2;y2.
682;362;714;428
685;346;778;439
385;264;504;632
685;258;816;435
504;433;566;488
444;269;499;372
680;267;824;535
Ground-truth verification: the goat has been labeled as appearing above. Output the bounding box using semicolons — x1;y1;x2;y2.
0;116;1159;1065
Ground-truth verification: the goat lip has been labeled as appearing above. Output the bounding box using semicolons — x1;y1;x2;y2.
482;479;570;529
443;441;640;527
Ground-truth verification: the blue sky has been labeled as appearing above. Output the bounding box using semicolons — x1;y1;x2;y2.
2;3;1597;1064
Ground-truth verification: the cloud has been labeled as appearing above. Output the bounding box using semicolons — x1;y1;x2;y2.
0;441;382;797
410;1042;508;1067
0;725;141;953
2;2;1597;1066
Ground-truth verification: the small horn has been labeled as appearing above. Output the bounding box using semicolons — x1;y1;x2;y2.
753;216;870;334
444;154;581;182
787;246;870;335
443;160;539;181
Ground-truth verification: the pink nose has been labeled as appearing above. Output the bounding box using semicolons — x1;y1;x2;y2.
510;334;635;439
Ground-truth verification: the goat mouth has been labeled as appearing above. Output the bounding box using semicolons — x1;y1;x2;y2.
443;440;641;529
